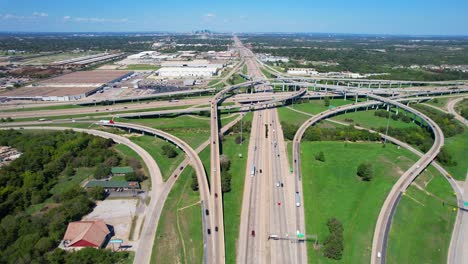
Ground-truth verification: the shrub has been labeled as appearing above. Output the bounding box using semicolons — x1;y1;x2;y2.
315;151;325;162
323;217;344;260
162;144;178;158
357;162;373;181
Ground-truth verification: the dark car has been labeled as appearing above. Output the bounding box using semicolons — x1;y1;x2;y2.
251;230;256;237
207;229;211;235
205;209;209;215
180;166;184;170
215;226;219;232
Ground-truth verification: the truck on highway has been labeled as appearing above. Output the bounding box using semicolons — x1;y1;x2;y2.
295;192;301;207
250;165;256;177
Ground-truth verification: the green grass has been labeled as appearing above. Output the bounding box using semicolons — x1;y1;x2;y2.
301;141;422;264
220;119;251;264
227;74;246;85
443;131;468;180
387;175;457;264
290;98;361;115
129;135;185;181
242;65;248;75
1;104;82;112
50;167;94;196
151;166;203;264
125;64;161;71
331;108;419;129
277;106;310;126
425;97;451;108
114;143;151;188
208;78;221;86
122;115;211;149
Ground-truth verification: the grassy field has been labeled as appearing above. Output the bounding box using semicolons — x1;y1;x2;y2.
387;173;457;264
291;98;362;115
331;108;419;129
125;64;161;71
123;113;238;149
277;106;310;126
2;104;82;113
228;74;246;85
220;121;251;264
114;143;149;177
123;115;211;149
151;166;203;264
301;141;422;263
443;131;468;180
242;65;248;75
425;97;451;108
129;135;185;181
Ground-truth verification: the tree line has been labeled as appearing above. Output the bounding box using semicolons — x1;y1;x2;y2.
0;130;132;264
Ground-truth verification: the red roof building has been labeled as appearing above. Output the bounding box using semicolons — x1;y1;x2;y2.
63;220;111;248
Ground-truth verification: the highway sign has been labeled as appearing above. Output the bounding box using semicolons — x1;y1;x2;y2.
110;239;123;244
464;201;468;207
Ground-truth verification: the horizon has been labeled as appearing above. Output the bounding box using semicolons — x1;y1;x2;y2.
1;31;468;38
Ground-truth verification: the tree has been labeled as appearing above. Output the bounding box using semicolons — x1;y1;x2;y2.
357;162;373;181
221;171;232;193
324;97;330;107
315;151;325;162
162;144;177;158
235;135;243;144
323;217;344;260
94;164;111;179
191;172;199;191
436;146;457;166
88;186;106;201
220;155;231;172
64;166;75;177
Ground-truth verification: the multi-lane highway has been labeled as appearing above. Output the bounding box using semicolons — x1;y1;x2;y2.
3;35;468;264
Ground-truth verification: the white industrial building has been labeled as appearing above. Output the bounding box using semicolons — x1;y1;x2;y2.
161;59;224;69
156;67;218;77
287;68;319;76
119;51;176;65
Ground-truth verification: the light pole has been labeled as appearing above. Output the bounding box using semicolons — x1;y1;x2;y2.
384;105;391;145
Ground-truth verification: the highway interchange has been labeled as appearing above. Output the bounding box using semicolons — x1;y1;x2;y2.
0;37;467;264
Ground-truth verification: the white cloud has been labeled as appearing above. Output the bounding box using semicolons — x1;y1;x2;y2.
33;12;48;17
0;14;25;20
74;17;129;23
205;13;216;18
63;16;71;20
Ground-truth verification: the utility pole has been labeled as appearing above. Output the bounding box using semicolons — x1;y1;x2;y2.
384;105;391;145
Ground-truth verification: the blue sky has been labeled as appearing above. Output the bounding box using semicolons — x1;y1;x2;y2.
0;0;467;35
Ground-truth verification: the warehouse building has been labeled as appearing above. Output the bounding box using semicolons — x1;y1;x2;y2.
156;67;218;77
0;70;133;101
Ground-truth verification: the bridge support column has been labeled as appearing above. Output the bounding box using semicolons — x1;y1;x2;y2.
344;92;347;101
379;82;381;89
355;94;358;103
